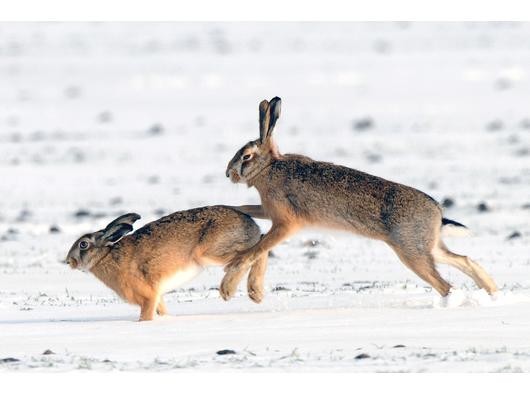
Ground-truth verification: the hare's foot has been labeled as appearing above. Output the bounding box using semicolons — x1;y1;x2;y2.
247;282;264;304
247;254;268;303
219;264;249;301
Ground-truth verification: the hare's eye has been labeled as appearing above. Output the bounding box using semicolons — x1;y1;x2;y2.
242;154;252;161
79;241;89;250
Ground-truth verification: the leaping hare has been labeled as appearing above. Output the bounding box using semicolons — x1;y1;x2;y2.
220;96;498;301
66;206;267;321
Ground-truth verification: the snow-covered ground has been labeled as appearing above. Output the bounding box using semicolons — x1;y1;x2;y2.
0;22;529;372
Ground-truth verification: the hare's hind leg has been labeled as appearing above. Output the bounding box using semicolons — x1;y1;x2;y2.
247;253;268;303
390;243;452;296
220;253;268;302
432;242;498;295
219;263;249;301
219;251;250;301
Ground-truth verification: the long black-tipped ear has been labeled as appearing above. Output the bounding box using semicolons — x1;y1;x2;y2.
266;97;281;139
105;213;141;230
259;99;270;143
100;213;141;245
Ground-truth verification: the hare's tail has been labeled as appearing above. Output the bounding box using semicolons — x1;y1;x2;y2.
441;217;471;237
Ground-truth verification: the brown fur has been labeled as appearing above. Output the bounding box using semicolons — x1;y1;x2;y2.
221;97;498;299
66;206;266;321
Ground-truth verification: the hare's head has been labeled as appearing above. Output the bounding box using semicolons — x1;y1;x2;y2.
66;213;140;272
226;97;282;184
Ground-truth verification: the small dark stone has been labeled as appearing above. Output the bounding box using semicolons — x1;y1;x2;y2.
9;132;22;143
268;250;276;258
477;202;490;212
494;78;511;91
393;344;406;348
109;197;123;206
16;209;32;222
373;39;391;54
354;353;371;360
64;85;82;99
147;175;159;184
303;251;319;260
272;286;291;292
97;111;113;123
441;198;455;208
70;148;85;163
49;225;61;234
507;231;522;240
202;174;215;184
364;152;382;163
153;208;166;216
147;123;164;136
485;120;504;132
74;209;91;218
303;240;320;247
42;349;55;355
498;176;520;185
216;349;236;355
514;147;529;157
0;357;20;363
352;117;374;132
522;203;530;210
195;116;205;127
520;118;530;130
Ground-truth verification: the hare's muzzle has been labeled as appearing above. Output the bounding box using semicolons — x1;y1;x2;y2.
66;257;79;269
226;168;240;183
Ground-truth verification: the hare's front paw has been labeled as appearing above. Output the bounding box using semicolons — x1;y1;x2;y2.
219;271;239;301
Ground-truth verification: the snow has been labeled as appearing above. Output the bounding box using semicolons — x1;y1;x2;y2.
1;22;529;372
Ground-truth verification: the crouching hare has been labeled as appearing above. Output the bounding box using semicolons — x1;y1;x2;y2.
221;96;498;301
66;206;267;321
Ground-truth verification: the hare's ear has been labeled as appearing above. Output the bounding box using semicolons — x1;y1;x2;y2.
99;213;141;245
259;99;270;143
105;213;141;229
266;96;281;139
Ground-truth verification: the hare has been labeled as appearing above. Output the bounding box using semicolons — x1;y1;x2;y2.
66;206;267;321
220;96;498;301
